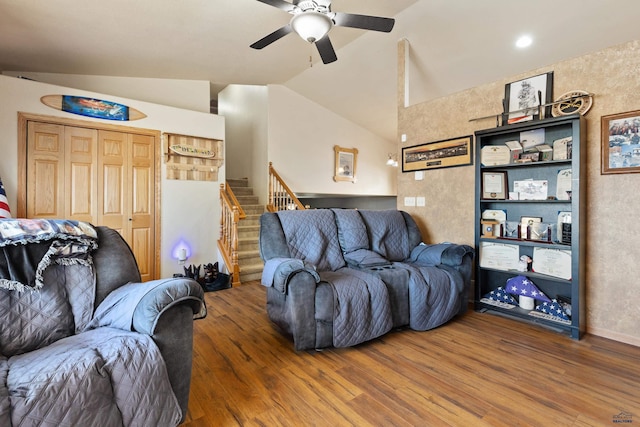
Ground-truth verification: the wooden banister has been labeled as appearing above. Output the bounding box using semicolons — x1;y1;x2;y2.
218;183;241;286
267;162;306;212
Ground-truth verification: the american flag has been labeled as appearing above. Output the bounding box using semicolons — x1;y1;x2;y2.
483;287;518;305
506;275;551;302
0;177;11;218
536;299;570;320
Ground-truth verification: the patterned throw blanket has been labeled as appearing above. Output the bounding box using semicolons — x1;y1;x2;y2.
0;219;98;292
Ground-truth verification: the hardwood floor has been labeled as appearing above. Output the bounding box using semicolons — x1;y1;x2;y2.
181;282;640;426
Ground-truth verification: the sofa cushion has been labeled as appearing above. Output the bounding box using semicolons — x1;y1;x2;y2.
0;266;75;357
359;210;411;262
93;226;141;307
332;208;369;253
0;262;95;358
276;210;345;271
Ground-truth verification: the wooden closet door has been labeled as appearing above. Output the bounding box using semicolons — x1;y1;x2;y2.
65;126;98;222
26;122;65;218
98;130;155;281
129;133;155;282
23;117;158;282
97;130;129;234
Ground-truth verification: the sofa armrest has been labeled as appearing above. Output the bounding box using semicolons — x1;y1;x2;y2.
86;278;206;334
132;278;206;335
408;243;474;268
262;257;320;293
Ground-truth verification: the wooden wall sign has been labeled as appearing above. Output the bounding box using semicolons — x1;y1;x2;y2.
164;133;224;181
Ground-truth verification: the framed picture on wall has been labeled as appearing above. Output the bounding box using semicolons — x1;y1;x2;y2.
601;109;640;174
402;135;473;172
333;145;358;182
503;72;554;125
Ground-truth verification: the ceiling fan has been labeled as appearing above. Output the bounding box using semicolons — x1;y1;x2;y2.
250;0;395;64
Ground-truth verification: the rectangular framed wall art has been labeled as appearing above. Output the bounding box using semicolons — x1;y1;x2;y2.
333;145;358;182
601;109;640;174
504;72;554;125
402;135;473;172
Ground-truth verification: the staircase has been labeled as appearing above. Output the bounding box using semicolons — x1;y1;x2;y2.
226;178;264;283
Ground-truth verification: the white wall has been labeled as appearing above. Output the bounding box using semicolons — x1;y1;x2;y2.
218;84;269;204
220;84;397;205
267;85;397;196
2;72;211;113
0;75;224;278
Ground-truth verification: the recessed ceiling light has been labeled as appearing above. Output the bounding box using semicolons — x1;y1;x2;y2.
516;35;533;48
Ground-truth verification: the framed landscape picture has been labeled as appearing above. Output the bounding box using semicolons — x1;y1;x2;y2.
402;135;473;172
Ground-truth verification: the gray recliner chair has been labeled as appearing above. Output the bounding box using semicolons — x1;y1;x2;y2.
0;220;205;426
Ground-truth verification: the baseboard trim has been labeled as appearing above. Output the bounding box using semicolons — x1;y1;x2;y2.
588;326;640;348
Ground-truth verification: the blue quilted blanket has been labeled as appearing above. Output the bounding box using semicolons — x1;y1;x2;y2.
320;268;392;348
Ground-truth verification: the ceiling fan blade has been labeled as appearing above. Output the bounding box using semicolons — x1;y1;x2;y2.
333;12;395;32
316;36;337;64
255;0;296;12
250;25;293;50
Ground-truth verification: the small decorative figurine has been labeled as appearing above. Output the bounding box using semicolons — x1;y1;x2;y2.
517;255;532;272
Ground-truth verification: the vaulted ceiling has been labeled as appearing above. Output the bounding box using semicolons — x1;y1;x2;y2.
1;0;639;142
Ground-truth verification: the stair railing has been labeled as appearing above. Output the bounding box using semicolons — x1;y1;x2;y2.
267;162;306;212
218;183;242;286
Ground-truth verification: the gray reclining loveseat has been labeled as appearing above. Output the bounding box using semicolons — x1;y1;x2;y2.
259;209;474;351
0;219;206;426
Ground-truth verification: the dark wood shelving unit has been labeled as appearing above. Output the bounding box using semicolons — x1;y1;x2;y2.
474;115;585;339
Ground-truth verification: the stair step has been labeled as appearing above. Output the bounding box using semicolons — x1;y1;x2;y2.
238;225;260;239
238;238;259;251
231;187;254;196
238;250;262;265
240;214;261;226
236;195;260;205
227;178;249;188
225;176;265;284
242;205;265;215
240;261;264;282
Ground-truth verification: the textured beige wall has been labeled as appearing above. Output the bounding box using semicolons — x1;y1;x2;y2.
397;40;640;346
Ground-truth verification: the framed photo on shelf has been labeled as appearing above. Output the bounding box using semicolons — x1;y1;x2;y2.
481;171;508;199
503;72;554;125
333;145;358;182
402;135;473;172
601;109;640;174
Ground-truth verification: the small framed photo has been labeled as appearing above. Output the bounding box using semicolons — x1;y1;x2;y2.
601;109;640;174
481;171;508;200
333;145;358;183
503;72;554;125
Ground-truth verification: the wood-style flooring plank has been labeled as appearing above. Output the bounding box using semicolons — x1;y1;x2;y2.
180;282;640;426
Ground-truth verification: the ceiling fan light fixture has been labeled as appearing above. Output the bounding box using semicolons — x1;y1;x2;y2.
290;11;333;43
